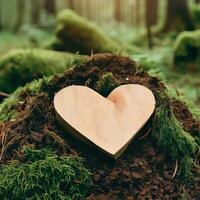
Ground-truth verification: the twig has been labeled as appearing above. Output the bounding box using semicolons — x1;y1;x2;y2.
4;134;21;153
0;124;6;161
74;180;98;187
90;49;94;59
138;128;152;140
0;92;9;98
195;150;200;165
171;159;178;180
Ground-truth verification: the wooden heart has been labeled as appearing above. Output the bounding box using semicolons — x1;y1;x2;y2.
54;84;155;159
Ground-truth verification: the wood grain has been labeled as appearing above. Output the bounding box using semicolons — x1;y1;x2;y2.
54;84;155;159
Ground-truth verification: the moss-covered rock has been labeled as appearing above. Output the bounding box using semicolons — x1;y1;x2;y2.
54;9;120;54
0;49;88;92
174;30;200;71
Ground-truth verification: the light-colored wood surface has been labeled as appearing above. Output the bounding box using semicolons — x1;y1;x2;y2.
54;84;155;159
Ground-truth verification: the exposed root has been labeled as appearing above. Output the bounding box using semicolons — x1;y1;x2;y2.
138;128;152;140
171;159;178;180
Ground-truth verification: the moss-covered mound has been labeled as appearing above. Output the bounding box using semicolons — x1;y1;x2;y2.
174;30;200;71
0;54;199;199
0;49;87;93
49;9;120;54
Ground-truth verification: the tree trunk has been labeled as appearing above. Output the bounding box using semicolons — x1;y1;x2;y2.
75;0;82;16
115;0;122;22
135;0;141;26
87;1;93;20
0;0;2;30
146;0;153;49
44;0;56;14
31;0;40;26
162;0;194;32
14;0;25;32
146;0;158;26
68;0;75;10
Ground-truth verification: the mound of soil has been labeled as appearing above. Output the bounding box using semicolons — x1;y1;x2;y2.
0;54;200;199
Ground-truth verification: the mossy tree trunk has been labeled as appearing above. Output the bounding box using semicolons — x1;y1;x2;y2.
161;0;194;33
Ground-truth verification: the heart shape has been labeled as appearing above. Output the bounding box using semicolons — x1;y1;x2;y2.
54;84;155;159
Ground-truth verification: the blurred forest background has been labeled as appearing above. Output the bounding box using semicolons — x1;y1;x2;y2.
0;0;161;30
0;0;200;105
0;0;199;50
0;0;199;48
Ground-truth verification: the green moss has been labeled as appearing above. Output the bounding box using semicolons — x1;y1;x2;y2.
178;155;194;181
152;91;197;158
0;49;87;92
174;30;200;71
55;9;120;54
152;91;199;179
0;148;92;200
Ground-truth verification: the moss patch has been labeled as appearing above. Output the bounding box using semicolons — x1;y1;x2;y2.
0;148;92;200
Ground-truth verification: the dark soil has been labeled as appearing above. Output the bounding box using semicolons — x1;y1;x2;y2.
0;54;200;199
172;99;200;137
